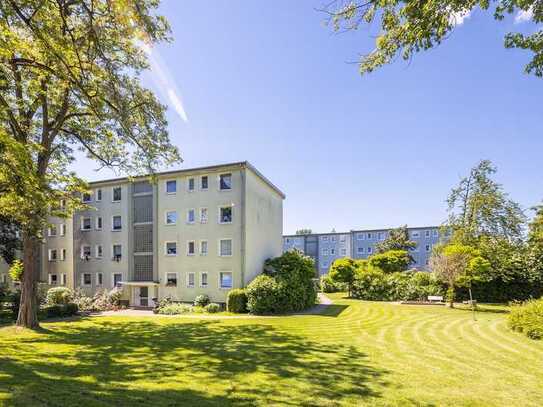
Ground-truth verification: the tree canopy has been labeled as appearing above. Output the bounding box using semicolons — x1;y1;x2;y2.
375;225;416;261
322;0;543;77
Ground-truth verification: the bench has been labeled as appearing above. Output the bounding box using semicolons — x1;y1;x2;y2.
427;295;444;302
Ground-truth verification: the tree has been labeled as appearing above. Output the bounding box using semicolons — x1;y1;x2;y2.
322;1;543;77
447;160;526;244
295;229;312;235
329;257;358;297
368;250;411;273
0;1;180;328
9;259;23;282
0;215;21;265
375;225;416;263
528;203;543;249
430;244;490;307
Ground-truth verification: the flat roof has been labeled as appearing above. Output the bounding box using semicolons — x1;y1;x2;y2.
283;226;441;238
88;161;285;199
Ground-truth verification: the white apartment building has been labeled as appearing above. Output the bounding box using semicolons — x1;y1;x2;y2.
38;162;284;307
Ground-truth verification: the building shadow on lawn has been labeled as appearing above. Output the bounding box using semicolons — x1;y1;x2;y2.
1;318;388;406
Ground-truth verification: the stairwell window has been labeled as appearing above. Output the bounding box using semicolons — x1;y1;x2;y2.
112;216;122;231
219;272;233;289
219;206;232;224
112;186;122;202
219;239;232;257
219;173;232;190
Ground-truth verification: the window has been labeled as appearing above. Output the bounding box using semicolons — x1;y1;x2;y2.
96;245;103;258
48;225;57;237
49;274;58;285
367;232;373;240
200;240;208;256
188;177;195;192
165;211;177;225
112;215;122;231
321;236;329;241
96;189;102;201
200;207;208;223
60;248;66;261
82;192;92;203
200;272;208;288
340;235;346;242
331;236;336;242
285;238;290;244
166;180;177;194
187;272;195;288
425;230;431;238
82;273;92;286
96;217;102;230
219;206;232;224
322;248;329;256
201;176;208;190
187;240;195;256
165;241;177;256
48;249;58;261
330;248;335;255
81;217;92;231
219;173;232;190
411;231;420;238
187;209;195;224
60;224;66;236
367;247;373;254
357;233;365;241
219;271;233;289
112;186;122;202
113;273;122;288
357;247;364;254
112;244;122;261
81;245;91;260
61;273;67;285
341;248;347;256
166;273;177;287
97;273;103;286
378;232;385;240
219;239;232;256
425;244;431;252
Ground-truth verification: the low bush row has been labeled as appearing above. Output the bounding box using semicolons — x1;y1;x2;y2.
154;296;222;315
508;298;543;340
40;303;79;319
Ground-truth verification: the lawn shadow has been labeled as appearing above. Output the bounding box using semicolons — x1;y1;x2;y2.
1;317;388;406
293;304;350;317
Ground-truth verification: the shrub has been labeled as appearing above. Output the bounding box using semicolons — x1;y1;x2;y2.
41;302;78;319
320;275;346;293
329;258;358;296
205;303;221;313
227;288;248;313
508;298;543;340
157;303;192;315
194;294;210;307
246;275;283;314
351;268;390;301
368;250;411;273
72;289;94;312
46;287;73;305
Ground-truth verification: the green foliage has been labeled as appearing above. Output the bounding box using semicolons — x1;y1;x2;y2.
46;287;73;305
8;260;23;282
324;1;543;77
508;298;543;340
205;303;221;313
351;268;390;301
226;289;248;313
194;294;210;307
40;302;78;319
157;303;192;315
0;215;20;265
246;275;283;314
320;274;346;293
368;250;411;273
375;226;416;255
295;229;312;235
329;257;358;295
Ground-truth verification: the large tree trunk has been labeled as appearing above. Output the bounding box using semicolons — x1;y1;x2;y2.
16;234;40;329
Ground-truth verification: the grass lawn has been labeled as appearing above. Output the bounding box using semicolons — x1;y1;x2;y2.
1;294;542;406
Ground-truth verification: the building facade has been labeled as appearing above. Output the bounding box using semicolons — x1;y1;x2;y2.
38;162;284;306
283;227;445;276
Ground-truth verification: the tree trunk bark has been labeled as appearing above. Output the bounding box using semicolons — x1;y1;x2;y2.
16;234;40;329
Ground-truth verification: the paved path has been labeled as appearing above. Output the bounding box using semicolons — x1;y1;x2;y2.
91;293;334;319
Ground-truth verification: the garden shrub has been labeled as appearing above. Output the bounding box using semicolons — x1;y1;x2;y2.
246;275;283;314
368;250;411;273
46;286;73;305
157;303;192;315
194;294;210;307
205;303;221;313
320;275;340;293
351;267;390;301
508;298;543;340
227;288;248;313
41;302;79;319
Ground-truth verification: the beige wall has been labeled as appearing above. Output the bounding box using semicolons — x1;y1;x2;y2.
243;168;283;285
157;166;243;303
41;215;75;288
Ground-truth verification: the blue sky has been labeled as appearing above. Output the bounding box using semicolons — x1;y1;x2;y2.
73;1;543;234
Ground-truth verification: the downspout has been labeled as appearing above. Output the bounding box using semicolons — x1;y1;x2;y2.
240;165;246;287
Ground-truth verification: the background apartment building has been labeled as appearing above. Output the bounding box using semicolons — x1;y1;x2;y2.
38;162;284;306
283;226;445;276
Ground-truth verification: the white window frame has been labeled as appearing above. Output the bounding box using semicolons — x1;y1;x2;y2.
367;247;373;254
48;249;58;262
166;272;178;287
425;230;431;238
165;210;177;225
81;245;92;260
81;217;92;231
200;207;208;224
200;175;209;190
218;173;232;191
187;272;195;288
218;205;233;224
111;215;122;231
187;240;196;256
96;245;103;258
357;233;365;241
48;273;58;285
81;273;92;286
60;223;66;236
187;177;195;192
164;241;177;256
200;271;209;288
357;247;364;254
218;239;233;257
96;188;102;202
218;271;233;289
367;233;373;240
60;248;66;261
95;217;102;230
48;225;57;237
112;244;122;261
97;272;103;286
165;179;177;195
61;273;67;285
112;273;123;288
112;186;122;202
187;208;196;224
200;240;208;256
82;192;92;203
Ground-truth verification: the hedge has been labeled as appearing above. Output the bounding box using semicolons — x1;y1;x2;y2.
227;288;248;313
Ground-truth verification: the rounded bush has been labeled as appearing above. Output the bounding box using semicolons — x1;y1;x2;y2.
320;275;345;293
205;303;221;313
158;303;192;315
194;294;210;307
46;287;73;305
508;298;543;340
227;289;248;313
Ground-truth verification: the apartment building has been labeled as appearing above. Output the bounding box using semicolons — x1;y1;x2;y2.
283;226;445;276
40;162;284;306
